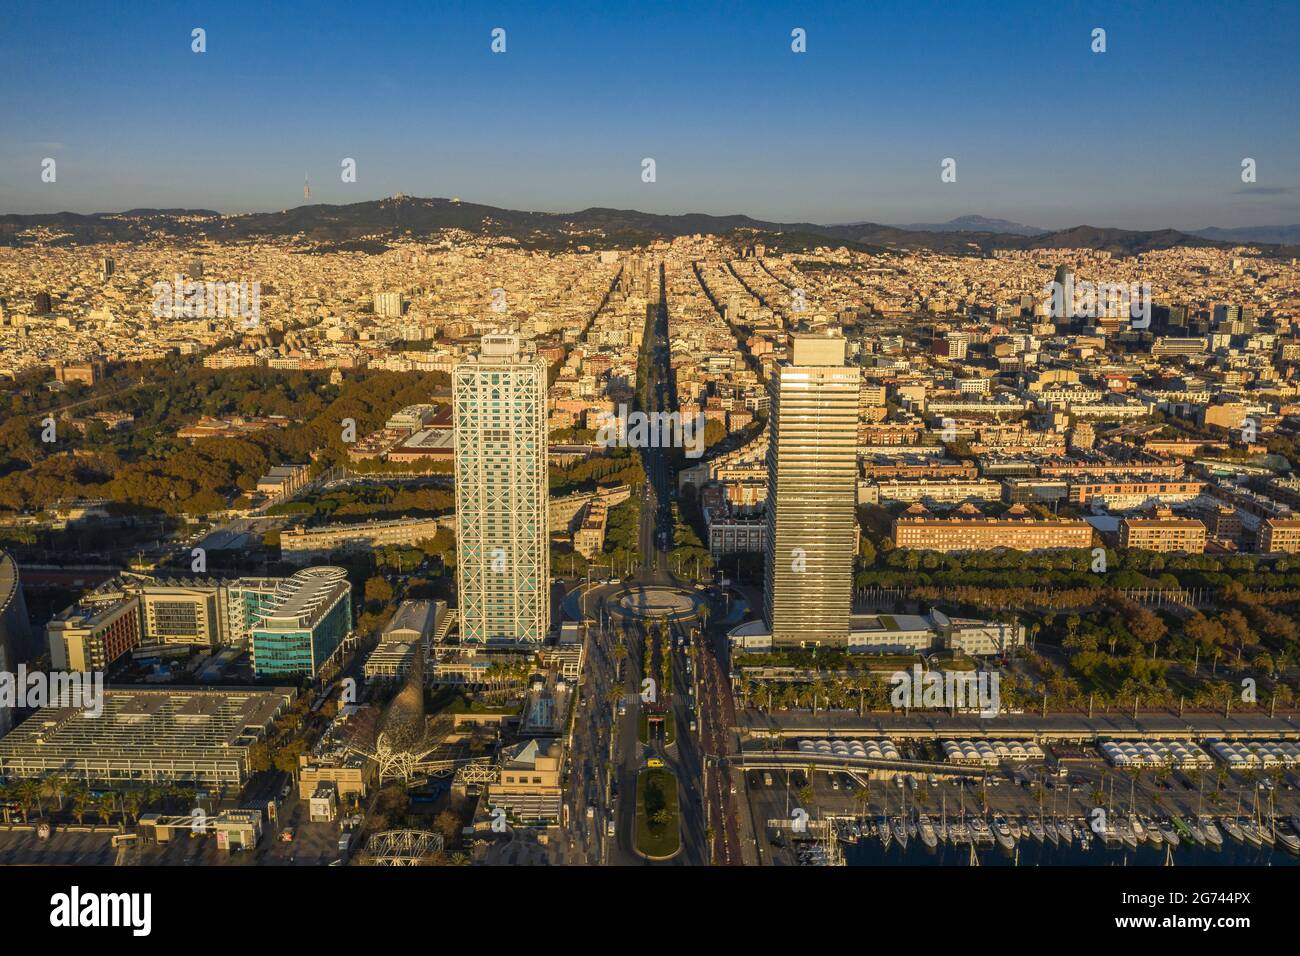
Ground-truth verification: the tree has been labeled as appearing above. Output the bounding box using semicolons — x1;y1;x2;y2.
434;810;462;845
1129;607;1167;658
365;576;394;606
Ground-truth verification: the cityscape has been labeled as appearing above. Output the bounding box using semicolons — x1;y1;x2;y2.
0;0;1297;929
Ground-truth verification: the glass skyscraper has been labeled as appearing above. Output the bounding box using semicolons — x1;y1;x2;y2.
763;334;859;646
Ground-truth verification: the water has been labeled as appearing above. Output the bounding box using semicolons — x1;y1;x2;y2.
842;834;1300;866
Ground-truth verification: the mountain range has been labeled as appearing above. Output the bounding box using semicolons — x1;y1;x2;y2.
2;198;1297;258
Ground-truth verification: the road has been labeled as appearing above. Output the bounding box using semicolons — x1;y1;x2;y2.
561;259;745;864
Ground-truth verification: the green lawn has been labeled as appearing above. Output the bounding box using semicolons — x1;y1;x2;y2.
635;768;681;858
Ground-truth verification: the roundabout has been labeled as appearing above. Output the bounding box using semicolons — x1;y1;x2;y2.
562;581;706;625
608;585;704;623
615;586;701;621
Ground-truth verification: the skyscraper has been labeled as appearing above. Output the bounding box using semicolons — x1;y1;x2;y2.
453;334;549;646
763;334;859;646
0;551;33;738
373;291;404;318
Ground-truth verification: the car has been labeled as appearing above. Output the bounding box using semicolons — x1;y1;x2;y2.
279;827;295;843
586;805;595;819
647;758;665;769
606;815;615;836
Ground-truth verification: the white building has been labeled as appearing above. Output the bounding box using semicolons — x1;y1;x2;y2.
453;335;549;646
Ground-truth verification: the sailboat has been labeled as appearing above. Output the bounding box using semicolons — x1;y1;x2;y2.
1044;818;1060;846
1029;790;1050;842
1125;806;1144;846
937;794;950;845
917;813;938;850
1259;793;1276;847
1200;815;1224;848
1119;819;1139;850
1121;774;1148;846
1240;818;1265;847
1220;815;1246;844
893;787;909;848
992;814;1016;851
1273;817;1300;854
891;814;909;849
878;813;892;849
1174;814;1203;846
1242;791;1272;847
1159;819;1180;849
1041;788;1061;845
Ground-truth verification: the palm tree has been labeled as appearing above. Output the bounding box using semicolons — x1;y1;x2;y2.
122;791;143;824
71;789;91;826
810;680;828;716
97;793;117;826
42;775;69;814
15;780;42;823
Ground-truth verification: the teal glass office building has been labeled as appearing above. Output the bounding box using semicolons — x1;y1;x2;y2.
251;567;352;679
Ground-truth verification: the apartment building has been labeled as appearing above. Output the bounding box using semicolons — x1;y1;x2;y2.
279;516;451;562
892;503;1094;553
1119;509;1207;554
47;596;142;671
573;499;608;559
1258;516;1300;553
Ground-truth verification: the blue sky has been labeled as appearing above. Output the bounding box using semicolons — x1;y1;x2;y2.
1;0;1297;229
